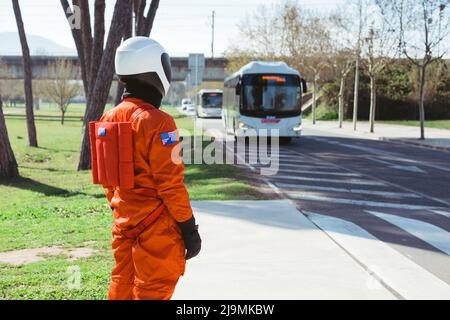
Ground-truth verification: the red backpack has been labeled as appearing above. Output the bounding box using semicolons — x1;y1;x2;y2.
88;103;154;189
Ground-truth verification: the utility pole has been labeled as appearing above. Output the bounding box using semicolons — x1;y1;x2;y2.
211;10;215;58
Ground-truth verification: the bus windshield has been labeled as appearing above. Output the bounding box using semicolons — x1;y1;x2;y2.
202;93;223;108
242;74;301;118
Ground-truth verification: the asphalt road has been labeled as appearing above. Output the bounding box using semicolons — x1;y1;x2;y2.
198;118;450;287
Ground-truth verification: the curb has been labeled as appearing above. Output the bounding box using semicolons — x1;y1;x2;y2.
379;137;450;152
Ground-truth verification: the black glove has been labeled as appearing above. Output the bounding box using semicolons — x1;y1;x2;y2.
177;216;201;260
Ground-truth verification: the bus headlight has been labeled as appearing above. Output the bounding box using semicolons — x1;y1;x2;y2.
239;122;254;130
293;124;303;132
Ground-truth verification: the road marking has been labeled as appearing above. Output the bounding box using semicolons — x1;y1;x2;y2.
369;158;426;174
289;194;440;210
330;141;399;156
288;149;450;208
271;163;336;170
274;153;309;158
311;136;450;173
431;210;450;219
390;165;426;173
245;152;299;157
274;175;385;186
277;157;332;165
307;212;450;300
245;154;299;161
379;156;450;173
275;183;421;199
276;169;361;177
367;211;450;255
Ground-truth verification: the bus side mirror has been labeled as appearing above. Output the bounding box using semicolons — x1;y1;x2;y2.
301;78;308;94
235;82;241;95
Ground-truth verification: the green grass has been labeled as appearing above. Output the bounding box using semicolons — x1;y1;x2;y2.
0;110;264;300
161;106;195;134
304;104;338;121
3;102;115;117
381;120;450;130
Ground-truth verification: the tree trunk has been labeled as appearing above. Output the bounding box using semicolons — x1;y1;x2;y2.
79;0;93;102
418;64;426;140
61;110;65;125
0;95;19;178
89;0;106;101
77;0;133;171
338;76;345;129
60;0;88;99
142;0;160;36
12;0;38;148
369;75;376;133
114;3;132;105
352;57;360;131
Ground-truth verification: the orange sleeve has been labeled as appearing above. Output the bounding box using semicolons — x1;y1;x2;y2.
148;114;193;222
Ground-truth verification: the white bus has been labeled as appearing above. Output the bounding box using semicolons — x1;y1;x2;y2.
196;89;223;118
223;61;307;142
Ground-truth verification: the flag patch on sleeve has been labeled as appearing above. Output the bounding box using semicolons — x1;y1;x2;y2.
98;127;106;137
160;130;178;146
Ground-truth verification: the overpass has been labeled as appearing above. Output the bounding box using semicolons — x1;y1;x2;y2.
0;54;228;84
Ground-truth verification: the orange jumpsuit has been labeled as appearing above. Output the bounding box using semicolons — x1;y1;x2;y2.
99;97;193;300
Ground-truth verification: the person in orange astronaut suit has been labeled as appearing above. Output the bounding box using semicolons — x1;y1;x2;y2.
98;37;201;300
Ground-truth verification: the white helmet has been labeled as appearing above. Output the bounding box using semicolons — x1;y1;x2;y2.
115;37;172;97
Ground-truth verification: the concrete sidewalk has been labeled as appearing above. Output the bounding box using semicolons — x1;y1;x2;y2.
303;120;450;151
173;200;396;300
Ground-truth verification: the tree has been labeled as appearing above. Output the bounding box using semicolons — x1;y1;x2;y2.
114;0;160;104
364;28;395;133
114;1;134;106
134;0;160;36
61;0;133;170
282;4;333;124
328;10;358;128
12;0;38;147
362;4;398;133
1;80;23;107
331;50;354;128
379;0;450;139
41;60;81;125
352;0;363;131
0;58;21;177
0;91;19;178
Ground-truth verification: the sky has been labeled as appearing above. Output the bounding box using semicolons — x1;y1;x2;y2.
0;0;344;57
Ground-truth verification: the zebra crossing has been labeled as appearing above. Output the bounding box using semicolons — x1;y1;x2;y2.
241;145;450;287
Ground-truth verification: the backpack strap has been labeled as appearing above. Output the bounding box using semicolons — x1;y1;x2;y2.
128;102;154;123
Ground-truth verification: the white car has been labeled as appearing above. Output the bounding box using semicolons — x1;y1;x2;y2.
184;103;196;116
181;99;192;111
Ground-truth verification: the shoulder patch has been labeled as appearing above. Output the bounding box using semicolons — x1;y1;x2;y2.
98;127;106;136
160;130;178;146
